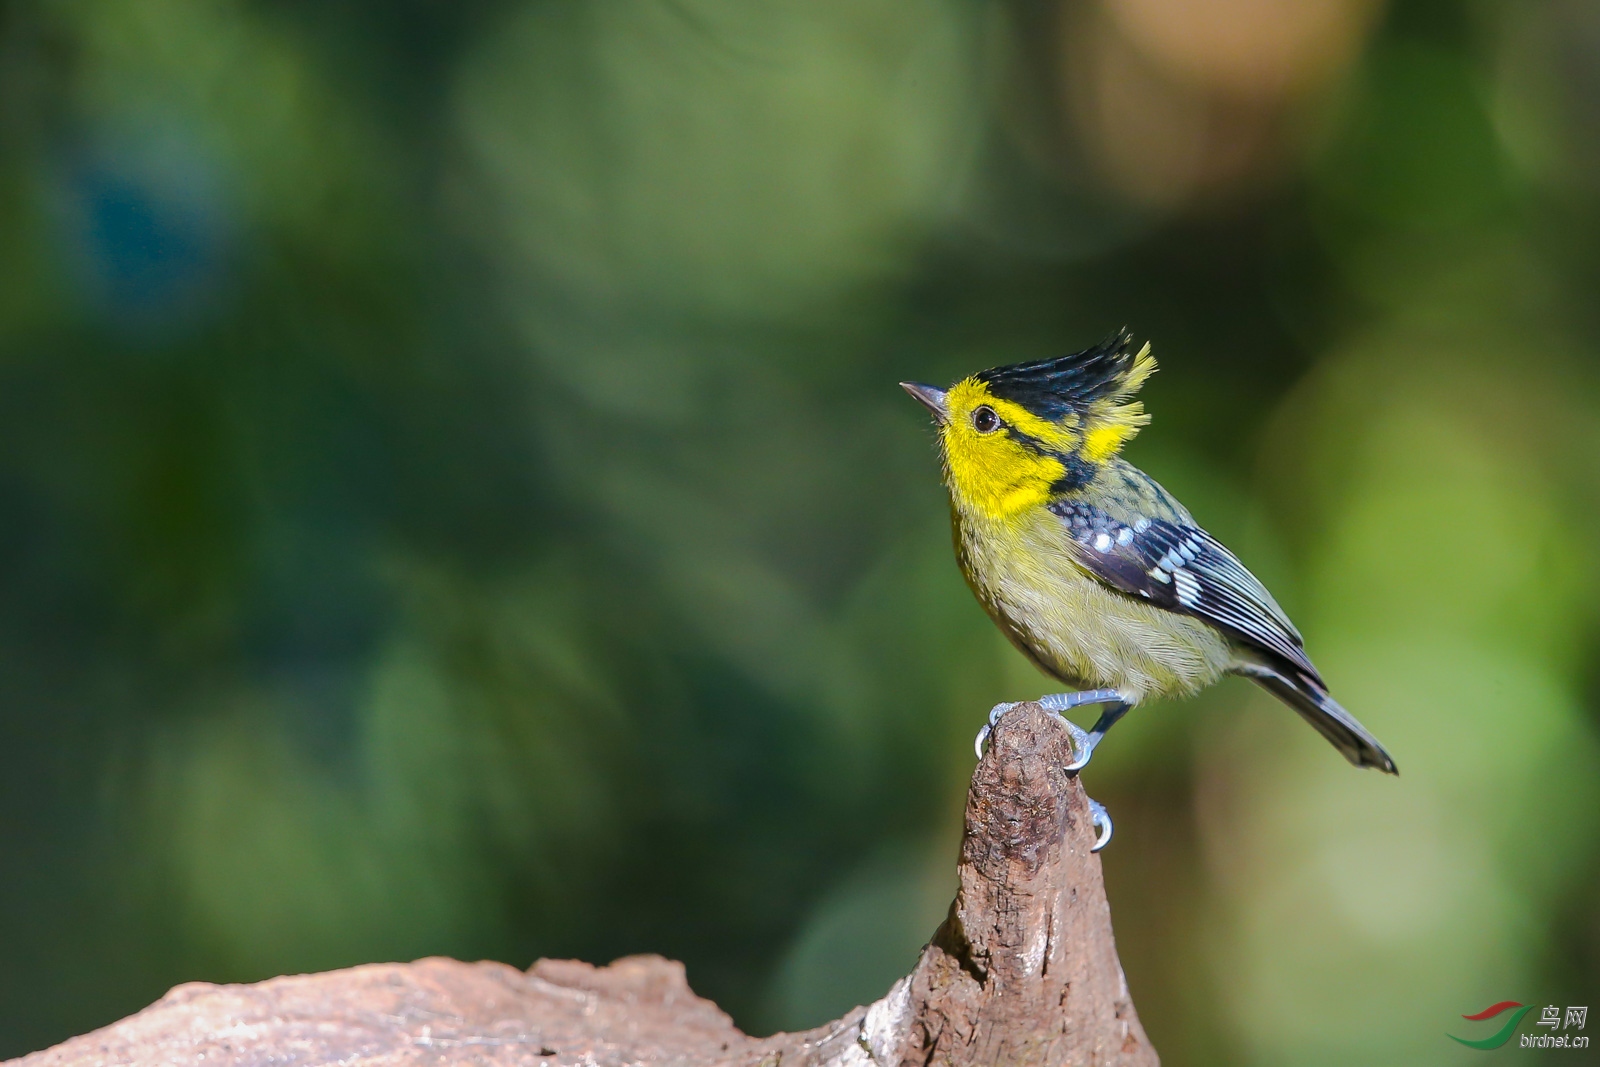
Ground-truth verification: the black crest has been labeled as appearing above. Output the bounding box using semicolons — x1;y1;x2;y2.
974;329;1142;420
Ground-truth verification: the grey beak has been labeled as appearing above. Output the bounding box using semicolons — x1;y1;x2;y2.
900;381;949;423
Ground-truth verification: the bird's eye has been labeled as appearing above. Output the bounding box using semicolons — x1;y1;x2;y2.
972;406;1000;434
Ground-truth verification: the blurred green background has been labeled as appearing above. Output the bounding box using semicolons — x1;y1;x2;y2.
1;0;1597;1063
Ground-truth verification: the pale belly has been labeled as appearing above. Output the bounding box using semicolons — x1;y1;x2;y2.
956;510;1232;703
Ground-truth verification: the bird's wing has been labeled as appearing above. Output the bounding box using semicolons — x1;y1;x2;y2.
1049;499;1318;681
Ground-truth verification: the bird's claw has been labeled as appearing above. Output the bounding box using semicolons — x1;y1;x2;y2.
974;701;1021;758
1062;720;1096;773
1088;798;1113;852
989;701;1021;726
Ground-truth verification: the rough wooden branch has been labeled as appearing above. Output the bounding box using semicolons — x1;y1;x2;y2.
9;703;1156;1067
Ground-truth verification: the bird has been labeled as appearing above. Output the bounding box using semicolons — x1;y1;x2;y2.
901;330;1396;849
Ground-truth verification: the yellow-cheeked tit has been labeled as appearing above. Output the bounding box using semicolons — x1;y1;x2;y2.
902;331;1395;845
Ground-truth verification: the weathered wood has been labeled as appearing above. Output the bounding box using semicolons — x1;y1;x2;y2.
9;703;1155;1067
865;702;1158;1066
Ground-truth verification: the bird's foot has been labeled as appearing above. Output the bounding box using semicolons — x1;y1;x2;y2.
1061;719;1097;771
972;698;1115;852
1039;689;1124;772
973;690;1119;765
1088;797;1113;852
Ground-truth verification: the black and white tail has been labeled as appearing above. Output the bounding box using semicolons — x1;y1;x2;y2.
1244;666;1398;774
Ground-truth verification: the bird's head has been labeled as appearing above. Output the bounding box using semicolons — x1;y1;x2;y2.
901;330;1156;521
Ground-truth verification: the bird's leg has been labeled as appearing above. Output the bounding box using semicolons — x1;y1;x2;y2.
1057;698;1131;773
1044;694;1124;849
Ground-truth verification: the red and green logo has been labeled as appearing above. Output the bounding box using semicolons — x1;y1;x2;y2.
1449;1001;1536;1050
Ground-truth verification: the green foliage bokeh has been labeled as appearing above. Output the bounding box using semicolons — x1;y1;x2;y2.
0;2;1596;1064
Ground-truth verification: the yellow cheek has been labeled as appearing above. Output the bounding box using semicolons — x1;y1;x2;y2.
943;430;1063;519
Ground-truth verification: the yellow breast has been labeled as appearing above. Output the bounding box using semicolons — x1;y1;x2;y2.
953;503;1231;703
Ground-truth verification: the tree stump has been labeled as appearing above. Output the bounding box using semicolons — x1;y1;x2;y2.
9;703;1156;1067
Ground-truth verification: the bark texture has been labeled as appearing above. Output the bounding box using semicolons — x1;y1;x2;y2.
9;703;1156;1067
876;702;1158;1066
